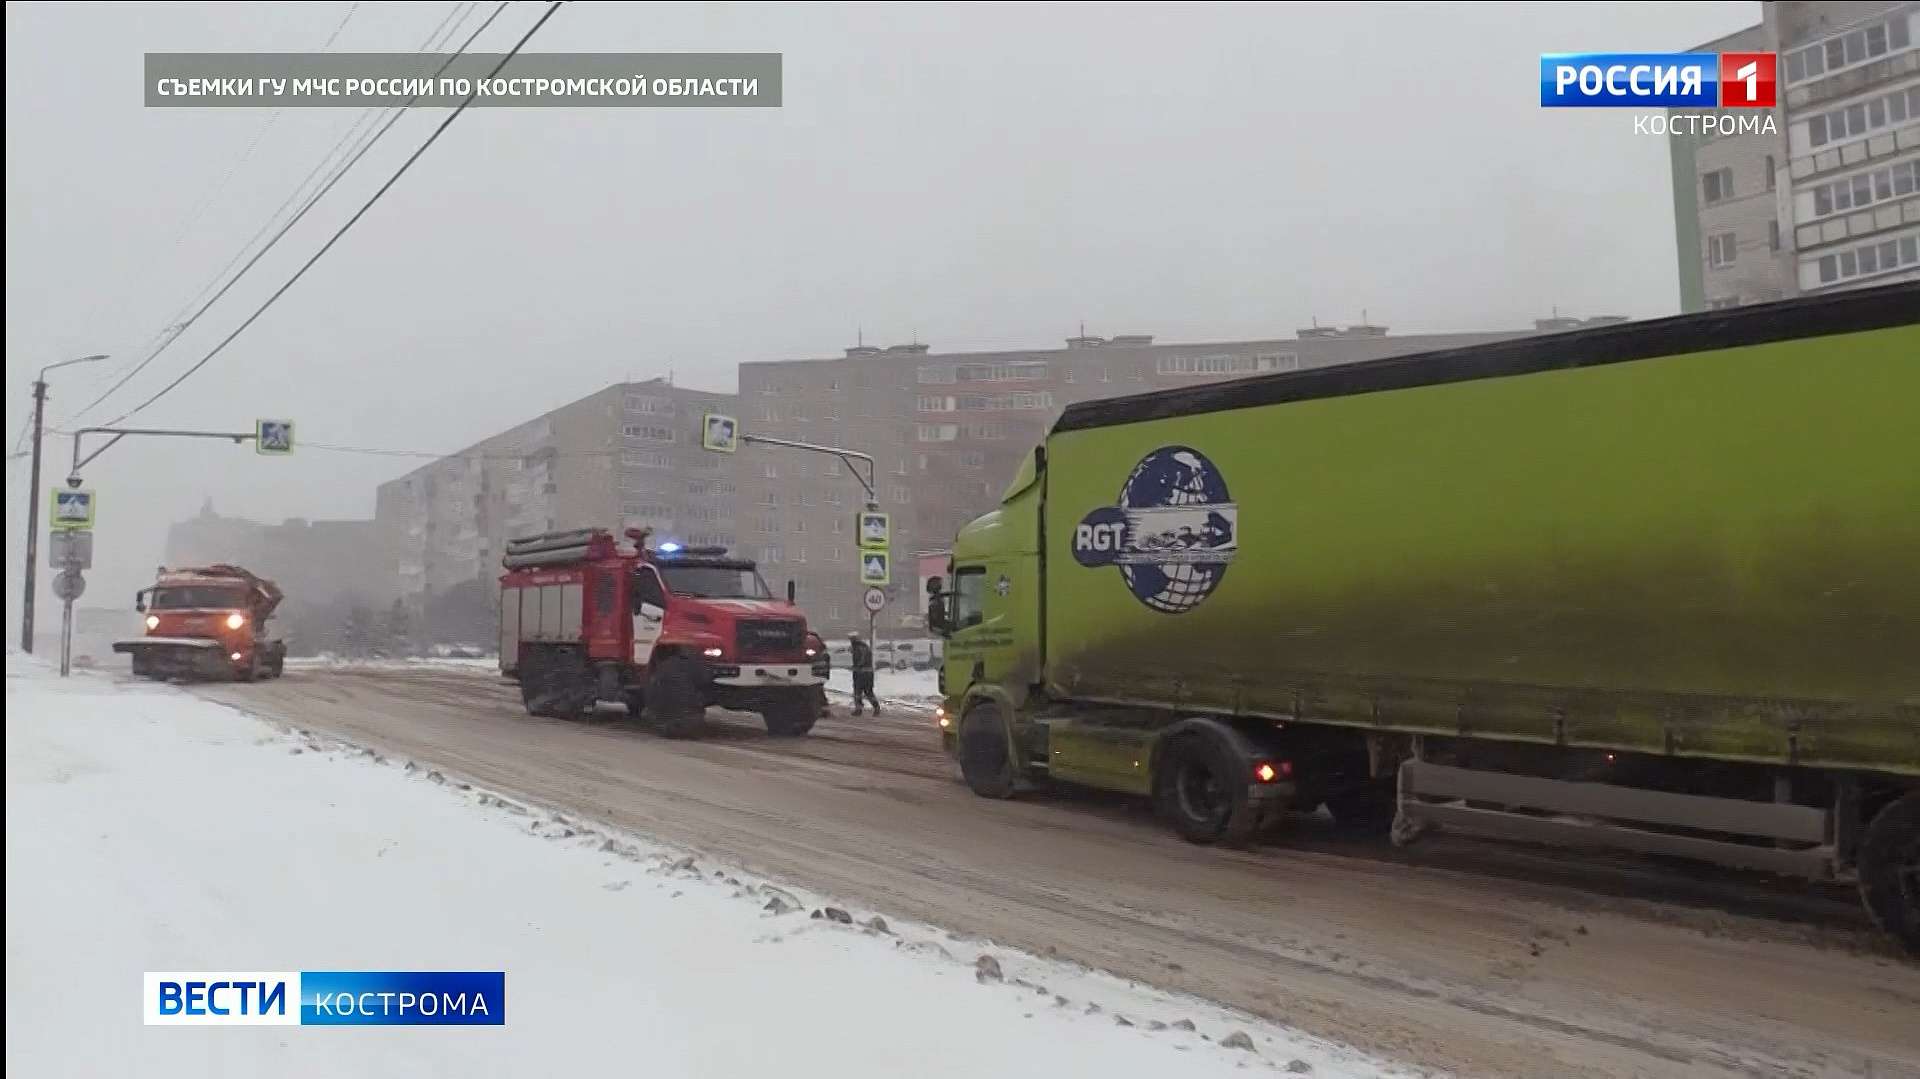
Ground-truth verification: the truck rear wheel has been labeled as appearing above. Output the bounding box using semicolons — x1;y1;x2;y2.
1155;731;1257;846
645;654;707;739
1859;791;1920;956
958;702;1016;799
762;697;817;737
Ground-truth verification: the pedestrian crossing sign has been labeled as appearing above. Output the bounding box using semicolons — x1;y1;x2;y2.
50;488;95;531
860;550;890;586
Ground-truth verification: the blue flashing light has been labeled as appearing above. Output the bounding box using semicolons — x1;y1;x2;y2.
657;542;681;554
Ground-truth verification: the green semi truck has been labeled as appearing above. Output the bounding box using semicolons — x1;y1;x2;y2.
927;283;1920;952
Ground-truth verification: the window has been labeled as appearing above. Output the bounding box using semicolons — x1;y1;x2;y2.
889;485;912;504
793;519;806;534
917;423;959;442
758;492;780;507
948;567;988;629
622;451;671;469
1702;167;1733;204
793;548;807;564
832;516;844;534
827;605;842;622
1156;352;1298;376
763;463;778;479
1707;232;1737;268
622;424;675;442
1812;230;1920;286
917;394;954;412
895;458;910;475
798;492;814;508
1769;219;1780;253
954;361;1047;382
761;546;783;564
825;461;841;477
623;394;673;415
1764;155;1776;191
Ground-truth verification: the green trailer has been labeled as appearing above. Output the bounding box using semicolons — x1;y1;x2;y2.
929;284;1920;951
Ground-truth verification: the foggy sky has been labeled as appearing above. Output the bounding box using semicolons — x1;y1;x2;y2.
6;1;1756;609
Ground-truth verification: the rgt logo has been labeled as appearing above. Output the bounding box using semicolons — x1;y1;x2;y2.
1540;52;1775;108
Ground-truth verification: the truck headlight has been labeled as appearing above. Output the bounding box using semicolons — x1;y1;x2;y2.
225;613;247;629
702;647;724;659
145;615;160;631
804;647;818;657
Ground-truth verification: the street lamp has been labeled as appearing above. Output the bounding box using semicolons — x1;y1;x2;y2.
21;353;108;653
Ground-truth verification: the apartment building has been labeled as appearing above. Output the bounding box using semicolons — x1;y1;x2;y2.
375;379;740;605
739;325;1530;637
1771;2;1920;292
1670;2;1920;310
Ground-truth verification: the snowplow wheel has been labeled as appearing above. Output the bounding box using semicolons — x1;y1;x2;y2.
1859;791;1920;956
1154;731;1257;846
958;702;1016;799
645;654;707;739
762;697;817;738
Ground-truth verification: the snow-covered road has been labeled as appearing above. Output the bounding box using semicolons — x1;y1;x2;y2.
5;654;1392;1077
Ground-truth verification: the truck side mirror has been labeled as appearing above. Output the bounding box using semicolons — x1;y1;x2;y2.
927;595;949;636
638;602;665;622
787;579;797;605
134;591;146;613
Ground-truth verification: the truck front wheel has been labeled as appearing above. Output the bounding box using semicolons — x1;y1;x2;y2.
645;654;708;739
761;696;817;738
1859;791;1920;955
958;703;1016;799
1155;731;1258;846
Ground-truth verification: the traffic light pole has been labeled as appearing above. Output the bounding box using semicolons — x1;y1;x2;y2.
66;426;258;481
20;379;47;653
737;434;877;508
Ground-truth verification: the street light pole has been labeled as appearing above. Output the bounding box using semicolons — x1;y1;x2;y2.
20;354;107;653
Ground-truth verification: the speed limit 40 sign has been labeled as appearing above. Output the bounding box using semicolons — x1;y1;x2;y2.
863;586;887;613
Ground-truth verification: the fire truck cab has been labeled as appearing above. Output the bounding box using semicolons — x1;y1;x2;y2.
500;528;822;738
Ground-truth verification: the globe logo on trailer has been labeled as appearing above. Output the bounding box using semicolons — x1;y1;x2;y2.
1071;446;1237;614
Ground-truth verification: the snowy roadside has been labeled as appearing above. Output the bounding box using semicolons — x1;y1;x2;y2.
5;653;1407;1078
825;667;941;711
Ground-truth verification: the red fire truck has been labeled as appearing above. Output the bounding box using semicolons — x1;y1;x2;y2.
499;528;823;738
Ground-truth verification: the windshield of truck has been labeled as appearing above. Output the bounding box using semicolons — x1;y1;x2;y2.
659;566;772;600
148;586;247;610
949;568;987;629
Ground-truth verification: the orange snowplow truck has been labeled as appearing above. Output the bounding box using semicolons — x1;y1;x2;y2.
114;564;287;681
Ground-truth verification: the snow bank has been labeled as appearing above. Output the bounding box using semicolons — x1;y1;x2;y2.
6;654;1402;1077
825;667;941;709
287;655;503;673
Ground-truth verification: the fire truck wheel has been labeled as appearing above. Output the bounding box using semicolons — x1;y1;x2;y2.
761;697;817;737
645;654;708;739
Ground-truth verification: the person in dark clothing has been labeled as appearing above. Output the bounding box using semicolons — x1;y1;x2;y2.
849;632;882;716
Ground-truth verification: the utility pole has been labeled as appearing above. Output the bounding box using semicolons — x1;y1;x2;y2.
20;354;106;653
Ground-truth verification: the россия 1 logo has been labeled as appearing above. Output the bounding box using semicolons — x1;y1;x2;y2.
1539;52;1776;108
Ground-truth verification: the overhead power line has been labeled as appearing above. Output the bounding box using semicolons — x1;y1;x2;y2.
68;0;499;426
103;0;564;426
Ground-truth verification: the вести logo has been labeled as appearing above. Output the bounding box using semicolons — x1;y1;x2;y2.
1072;446;1237;614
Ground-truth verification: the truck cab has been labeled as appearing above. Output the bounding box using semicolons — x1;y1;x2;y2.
114;564;287;681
